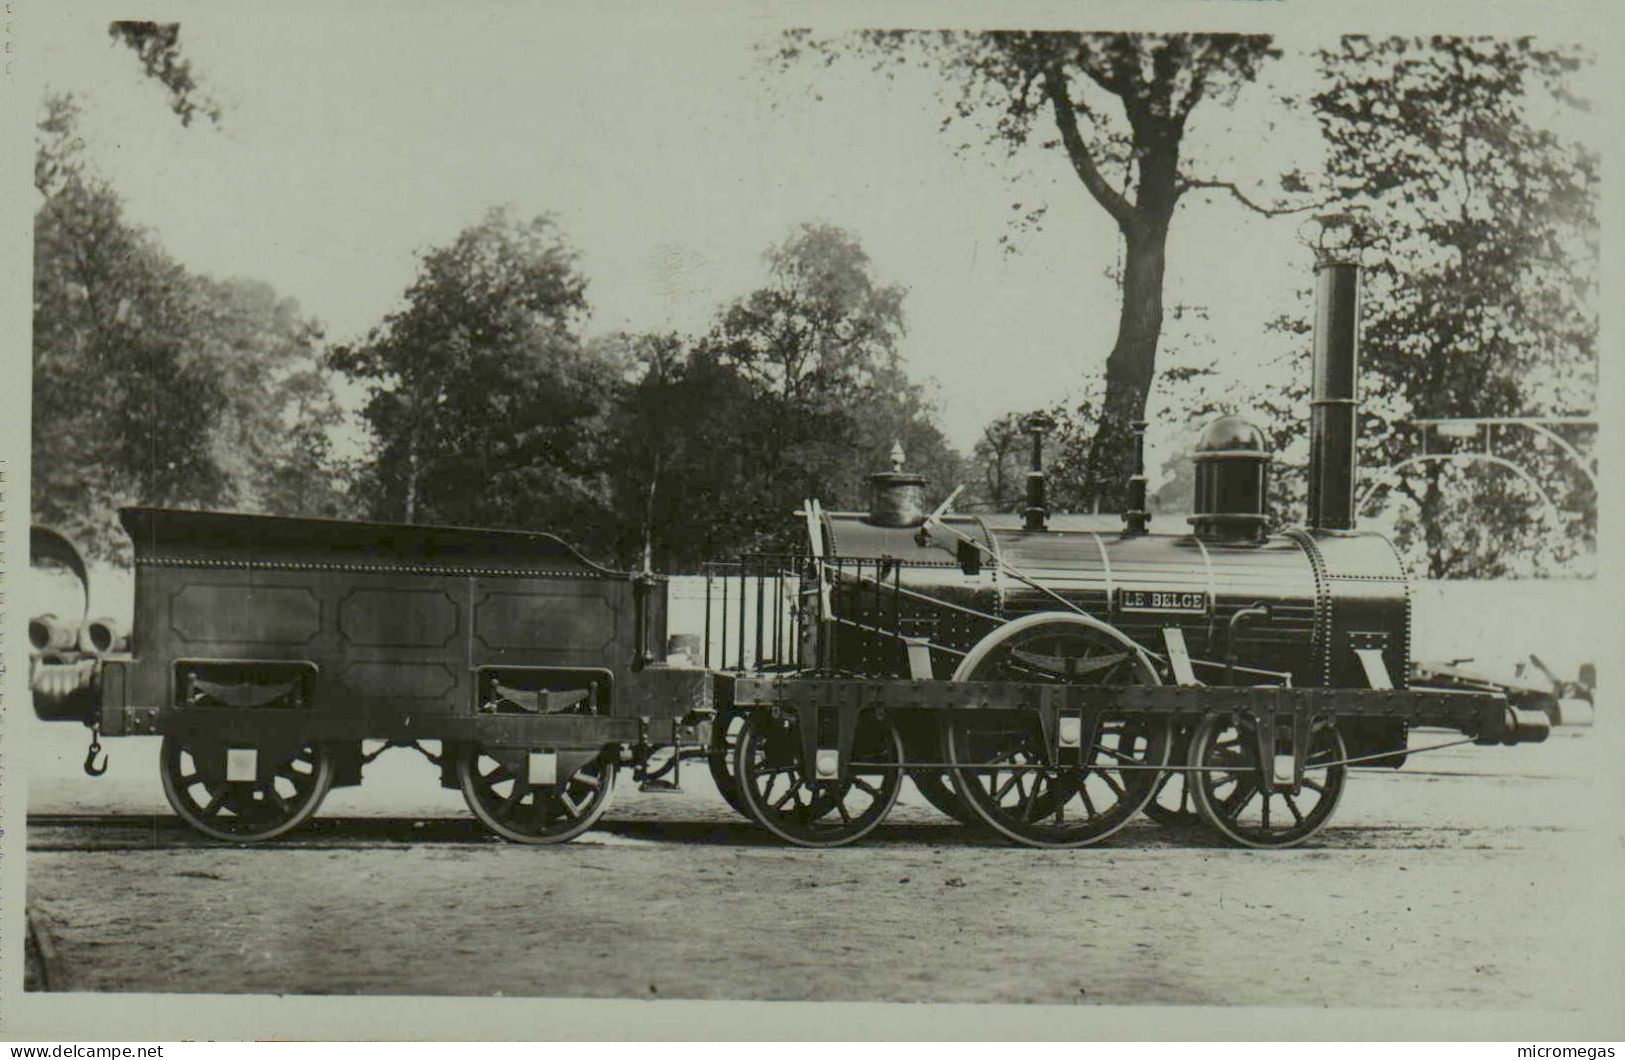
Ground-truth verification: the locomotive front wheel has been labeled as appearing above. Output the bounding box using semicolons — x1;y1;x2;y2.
733;708;904;848
945;612;1172;848
707;707;753;819
1143;727;1201;827
1187;712;1347;849
159;735;334;842
456;747;617;845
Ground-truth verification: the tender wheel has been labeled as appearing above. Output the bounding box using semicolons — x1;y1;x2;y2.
707;707;753;819
457;747;617;844
945;612;1172;848
1144;727;1201;826
733;708;904;847
160;735;334;842
1187;712;1347;848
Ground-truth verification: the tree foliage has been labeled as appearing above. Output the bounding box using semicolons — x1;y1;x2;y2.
331;208;620;541
1312;35;1597;577
33;96;344;560
107;21;221;127
607;224;962;569
967;36;1598;577
781;31;1305;509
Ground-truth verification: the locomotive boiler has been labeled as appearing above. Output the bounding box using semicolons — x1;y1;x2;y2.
30;259;1559;849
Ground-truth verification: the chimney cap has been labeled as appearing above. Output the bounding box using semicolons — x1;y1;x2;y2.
1194;414;1268;455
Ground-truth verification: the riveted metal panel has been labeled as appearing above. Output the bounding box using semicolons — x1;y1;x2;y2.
473;583;621;656
169;583;321;645
339;587;459;647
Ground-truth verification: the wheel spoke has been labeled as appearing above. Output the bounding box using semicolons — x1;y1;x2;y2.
497;783;526;819
262;784;290;815
1093;743;1138;765
1221;785;1256;818
1020;774;1042;820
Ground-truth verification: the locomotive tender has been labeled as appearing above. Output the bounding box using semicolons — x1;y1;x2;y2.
30;261;1555;849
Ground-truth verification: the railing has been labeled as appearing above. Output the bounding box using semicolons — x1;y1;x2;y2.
695;556;805;673
688;554;934;674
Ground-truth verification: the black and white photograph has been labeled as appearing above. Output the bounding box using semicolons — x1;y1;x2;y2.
4;0;1621;1043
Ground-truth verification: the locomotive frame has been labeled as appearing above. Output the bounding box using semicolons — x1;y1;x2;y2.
28;259;1564;850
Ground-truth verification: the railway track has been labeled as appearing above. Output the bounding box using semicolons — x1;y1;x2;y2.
25;808;1571;854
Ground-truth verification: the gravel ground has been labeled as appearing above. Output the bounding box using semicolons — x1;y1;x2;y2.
25;727;1623;1016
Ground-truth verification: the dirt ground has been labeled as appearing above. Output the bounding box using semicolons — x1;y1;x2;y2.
24;727;1624;1013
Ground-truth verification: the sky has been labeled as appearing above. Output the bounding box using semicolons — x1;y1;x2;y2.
25;5;1598;474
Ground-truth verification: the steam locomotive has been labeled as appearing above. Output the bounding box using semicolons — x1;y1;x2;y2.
29;261;1563;849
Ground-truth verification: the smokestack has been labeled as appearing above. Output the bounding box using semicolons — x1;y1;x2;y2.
1308;260;1361;531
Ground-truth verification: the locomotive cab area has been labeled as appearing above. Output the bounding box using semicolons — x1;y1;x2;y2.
30;258;1560;850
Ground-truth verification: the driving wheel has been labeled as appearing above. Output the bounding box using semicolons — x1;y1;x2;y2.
945;612;1172;848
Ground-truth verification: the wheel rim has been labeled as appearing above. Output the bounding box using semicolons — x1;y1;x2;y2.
458;748;617;844
906;721;979;825
734;709;903;847
1188;713;1347;848
707;707;753;819
160;735;333;842
909;769;981;826
946;613;1172;848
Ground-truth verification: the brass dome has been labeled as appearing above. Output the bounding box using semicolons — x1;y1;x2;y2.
1194;414;1268;455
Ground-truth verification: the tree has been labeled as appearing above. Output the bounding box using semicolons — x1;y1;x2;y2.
107;21;221;127
604;335;777;570
781;31;1308;509
967;412;1027;512
33;96;231;558
713;222;906;404
33;96;345;558
1312;36;1598;577
600;223;964;569
331;207;619;543
191;276;349;519
707;223;961;529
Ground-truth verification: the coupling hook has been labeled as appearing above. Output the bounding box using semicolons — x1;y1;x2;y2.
83;726;108;777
